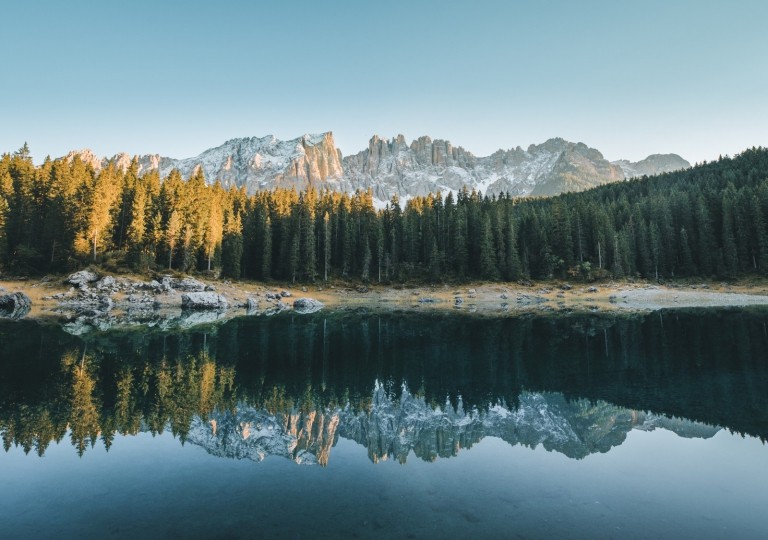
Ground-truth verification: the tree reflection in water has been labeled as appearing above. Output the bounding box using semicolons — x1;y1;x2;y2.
1;308;766;462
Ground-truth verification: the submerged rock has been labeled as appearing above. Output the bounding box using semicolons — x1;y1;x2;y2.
265;301;291;316
292;297;324;314
0;292;31;319
181;292;228;310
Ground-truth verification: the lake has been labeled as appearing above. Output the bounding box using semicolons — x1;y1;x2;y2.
1;309;767;539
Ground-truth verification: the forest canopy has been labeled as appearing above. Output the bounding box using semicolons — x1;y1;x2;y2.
1;144;767;282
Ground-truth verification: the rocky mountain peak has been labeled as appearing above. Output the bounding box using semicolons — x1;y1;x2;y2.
613;153;691;178
61;132;689;206
65;148;102;170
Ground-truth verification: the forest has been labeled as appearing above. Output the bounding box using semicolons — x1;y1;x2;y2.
1;143;768;282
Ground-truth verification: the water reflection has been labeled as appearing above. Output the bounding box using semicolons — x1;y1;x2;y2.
1;308;767;463
187;385;720;466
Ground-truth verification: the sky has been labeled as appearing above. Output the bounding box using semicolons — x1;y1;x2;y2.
2;0;767;165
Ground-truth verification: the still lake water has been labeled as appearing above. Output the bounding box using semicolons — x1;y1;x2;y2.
1;309;767;539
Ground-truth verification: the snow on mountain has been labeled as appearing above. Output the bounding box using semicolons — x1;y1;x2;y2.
66;133;689;206
184;384;719;466
137;132;344;193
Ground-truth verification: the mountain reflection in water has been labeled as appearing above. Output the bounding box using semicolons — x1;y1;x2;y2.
187;386;719;466
1;308;766;463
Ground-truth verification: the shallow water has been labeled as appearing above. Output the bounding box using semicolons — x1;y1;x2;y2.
1;309;767;539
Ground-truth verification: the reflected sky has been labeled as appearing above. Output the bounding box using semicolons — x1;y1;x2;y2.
2;427;766;539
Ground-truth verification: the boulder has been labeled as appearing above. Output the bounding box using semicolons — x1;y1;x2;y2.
181;292;228;310
95;276;117;290
176;277;207;292
66;270;99;288
0;292;31;319
160;276;175;291
247;297;259;310
280;290;292;298
58;293;114;315
292;297;324;314
99;296;114;311
126;293;154;304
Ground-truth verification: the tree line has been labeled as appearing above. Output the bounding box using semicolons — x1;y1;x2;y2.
2;143;768;281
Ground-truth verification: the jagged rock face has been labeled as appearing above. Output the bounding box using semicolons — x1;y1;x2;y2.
183;384;719;466
530;142;625;196
66;133;688;205
71;133;344;193
342;136;658;202
613;153;691;178
151;132;344;192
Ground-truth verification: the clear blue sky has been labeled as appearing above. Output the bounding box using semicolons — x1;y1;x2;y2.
2;0;766;164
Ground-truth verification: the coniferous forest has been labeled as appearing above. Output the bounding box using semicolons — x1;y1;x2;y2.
1;144;768;282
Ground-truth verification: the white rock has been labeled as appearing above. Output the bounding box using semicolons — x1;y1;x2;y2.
66;270;99;288
181;292;228;310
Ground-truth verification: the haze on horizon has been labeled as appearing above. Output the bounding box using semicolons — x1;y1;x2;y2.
2;0;766;165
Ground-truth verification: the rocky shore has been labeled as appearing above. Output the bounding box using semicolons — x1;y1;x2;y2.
1;271;768;333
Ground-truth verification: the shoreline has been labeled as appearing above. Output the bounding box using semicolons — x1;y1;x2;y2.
3;273;768;332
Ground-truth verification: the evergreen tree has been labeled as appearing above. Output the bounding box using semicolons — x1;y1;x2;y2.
221;210;243;278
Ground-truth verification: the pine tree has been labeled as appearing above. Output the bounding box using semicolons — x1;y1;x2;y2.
478;215;499;279
323;211;331;282
81;163;121;262
221;210;243;278
261;215;272;280
679;226;696;275
721;185;739;277
166;210;181;270
127;183;147;265
205;195;224;271
298;194;316;281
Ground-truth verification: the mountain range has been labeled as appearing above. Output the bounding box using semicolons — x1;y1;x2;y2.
68;132;690;206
